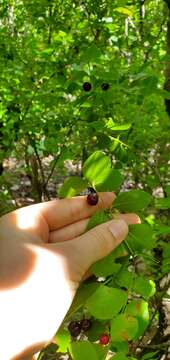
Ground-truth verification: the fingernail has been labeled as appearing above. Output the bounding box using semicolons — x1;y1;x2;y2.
109;219;128;244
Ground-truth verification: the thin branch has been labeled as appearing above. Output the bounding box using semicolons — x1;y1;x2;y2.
30;139;50;200
140;341;170;350
44;152;62;187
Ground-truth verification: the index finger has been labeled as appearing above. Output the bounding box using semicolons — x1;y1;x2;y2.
38;192;116;231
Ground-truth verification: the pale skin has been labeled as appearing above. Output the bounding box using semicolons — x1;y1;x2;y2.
0;192;140;360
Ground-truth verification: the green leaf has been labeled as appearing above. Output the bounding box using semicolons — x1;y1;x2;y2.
87;320;106;342
55;328;70;353
163;244;170;258
86;285;128;320
111;244;128;260
59;176;88;198
114;7;133;17
161;263;170;274
141;351;159;360
126;224;156;252
155;197;170;209
133;277;156;299
83;45;102;62
157;88;170;99
156;225;170;235
70;341;98;360
70;342;108;360
110;341;129;354
105;119;131;131
161;245;170;274
86;210;111;231
109;353;128;360
116;269;135;289
110;314;138;342
93;343;109;360
66;283;99;319
95;169;123;192
165;185;170;196
113;190;152;212
40;47;54;56
83;151;111;187
110;353;137;360
91;252;121;277
83;151;122;191
125;300;149;338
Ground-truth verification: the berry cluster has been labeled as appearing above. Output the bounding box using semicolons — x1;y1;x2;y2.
68;318;92;337
83;82;110;92
68;319;110;346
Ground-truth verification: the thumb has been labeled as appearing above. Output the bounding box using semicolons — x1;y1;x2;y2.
55;219;128;283
75;219;128;273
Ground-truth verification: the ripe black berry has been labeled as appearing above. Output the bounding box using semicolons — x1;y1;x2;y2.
83;82;92;92
68;321;81;337
101;83;110;91
99;334;110;345
80;318;92;331
87;190;99;206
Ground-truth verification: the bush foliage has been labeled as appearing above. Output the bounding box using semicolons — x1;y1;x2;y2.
0;0;170;359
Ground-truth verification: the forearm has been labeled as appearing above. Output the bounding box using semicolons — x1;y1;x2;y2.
0;243;75;360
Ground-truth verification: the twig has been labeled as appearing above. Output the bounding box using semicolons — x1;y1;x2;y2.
30;139;50;200
44;152;62;187
140;341;170;350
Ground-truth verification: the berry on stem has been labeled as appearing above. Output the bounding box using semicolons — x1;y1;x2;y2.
83;82;92;92
99;334;110;345
87;188;99;206
68;321;81;337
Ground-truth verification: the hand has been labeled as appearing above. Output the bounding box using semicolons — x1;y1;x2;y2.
0;193;140;359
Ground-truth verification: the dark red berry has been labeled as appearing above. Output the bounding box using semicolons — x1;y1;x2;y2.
68;321;81;337
87;192;99;206
99;334;110;345
83;82;92;92
80;318;92;331
101;83;110;91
